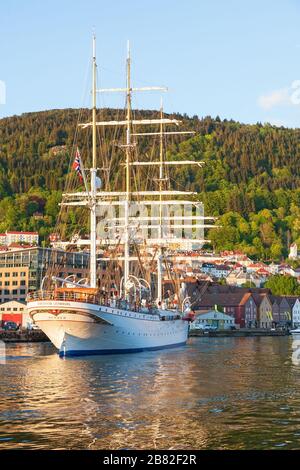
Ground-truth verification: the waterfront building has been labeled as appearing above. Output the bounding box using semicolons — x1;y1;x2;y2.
0;247;89;303
292;299;300;328
270;296;281;326
252;293;273;329
0;300;28;328
193;309;235;329
279;297;297;328
195;292;257;328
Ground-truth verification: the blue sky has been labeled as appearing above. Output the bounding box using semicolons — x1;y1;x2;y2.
1;0;300;127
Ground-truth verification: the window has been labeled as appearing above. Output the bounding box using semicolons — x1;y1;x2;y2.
12;272;18;277
20;289;26;295
5;273;9;278
12;281;17;286
4;281;9;286
12;290;18;295
20;272;26;277
20;280;26;286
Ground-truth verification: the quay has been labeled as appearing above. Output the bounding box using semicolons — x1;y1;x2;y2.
189;328;289;338
0;330;49;343
1;328;289;343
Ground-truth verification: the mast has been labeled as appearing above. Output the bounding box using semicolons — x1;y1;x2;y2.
124;41;131;295
61;43;212;298
90;35;97;288
157;100;164;304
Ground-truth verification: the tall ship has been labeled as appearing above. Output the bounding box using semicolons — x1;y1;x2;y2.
27;37;214;357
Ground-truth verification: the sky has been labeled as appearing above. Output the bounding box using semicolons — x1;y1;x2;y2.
1;0;300;127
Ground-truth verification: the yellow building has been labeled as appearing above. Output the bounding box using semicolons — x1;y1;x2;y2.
253;293;273;329
0;247;90;303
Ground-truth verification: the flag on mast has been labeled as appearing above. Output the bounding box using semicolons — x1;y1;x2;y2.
73;148;83;181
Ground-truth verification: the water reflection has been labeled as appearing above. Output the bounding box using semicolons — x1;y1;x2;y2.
1;337;300;449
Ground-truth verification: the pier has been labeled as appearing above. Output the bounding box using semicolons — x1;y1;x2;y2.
189;328;289;338
0;330;49;343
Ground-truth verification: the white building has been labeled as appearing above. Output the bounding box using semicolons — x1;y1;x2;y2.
292;299;300;328
226;270;261;287
193;310;235;330
0;231;39;246
201;263;231;279
268;262;280;275
289;243;298;259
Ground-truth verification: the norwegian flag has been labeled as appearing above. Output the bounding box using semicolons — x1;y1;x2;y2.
72;148;83;182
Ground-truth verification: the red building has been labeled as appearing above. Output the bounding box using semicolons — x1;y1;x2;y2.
195;292;257;328
0;301;28;328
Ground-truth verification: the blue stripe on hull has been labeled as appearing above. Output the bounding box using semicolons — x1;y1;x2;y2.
59;341;187;358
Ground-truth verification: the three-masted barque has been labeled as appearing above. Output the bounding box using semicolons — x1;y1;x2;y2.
27;37;214;356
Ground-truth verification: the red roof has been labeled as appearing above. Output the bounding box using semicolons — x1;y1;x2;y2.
197;292;253;308
248;262;266;269
6;231;38;235
220;250;244;256
8;243;33;248
257;268;270;275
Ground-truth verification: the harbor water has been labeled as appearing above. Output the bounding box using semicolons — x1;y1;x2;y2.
1;336;300;450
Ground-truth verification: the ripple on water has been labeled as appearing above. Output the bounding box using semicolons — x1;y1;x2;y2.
1;337;300;449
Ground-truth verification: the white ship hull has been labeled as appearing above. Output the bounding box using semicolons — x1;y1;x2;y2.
27;299;189;357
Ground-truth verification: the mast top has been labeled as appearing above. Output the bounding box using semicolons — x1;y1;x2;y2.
127;40;130;60
93;34;96;61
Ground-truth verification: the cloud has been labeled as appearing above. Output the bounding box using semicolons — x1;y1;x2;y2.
258;87;291;110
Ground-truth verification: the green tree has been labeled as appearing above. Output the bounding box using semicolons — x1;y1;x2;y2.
265;275;300;296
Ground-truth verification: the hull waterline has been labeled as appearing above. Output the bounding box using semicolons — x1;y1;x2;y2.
27;299;189;357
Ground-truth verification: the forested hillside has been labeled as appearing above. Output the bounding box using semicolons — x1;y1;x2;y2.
0;108;300;260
